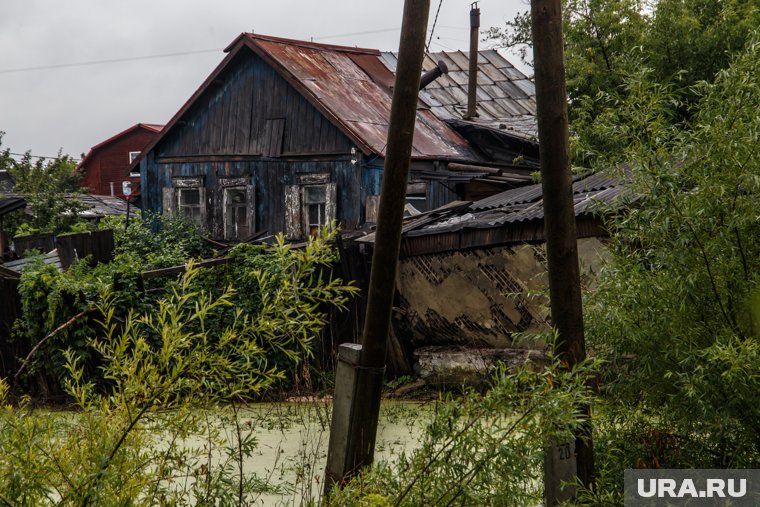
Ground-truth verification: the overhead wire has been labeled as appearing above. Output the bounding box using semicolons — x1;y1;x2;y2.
426;0;445;51
0;48;222;74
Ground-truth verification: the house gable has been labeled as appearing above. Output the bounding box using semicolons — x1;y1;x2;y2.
155;50;353;160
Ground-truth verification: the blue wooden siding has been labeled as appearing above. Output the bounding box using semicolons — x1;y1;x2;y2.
157;51;352;158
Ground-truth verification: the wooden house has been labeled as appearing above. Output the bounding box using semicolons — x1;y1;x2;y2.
134;33;539;242
78;123;163;197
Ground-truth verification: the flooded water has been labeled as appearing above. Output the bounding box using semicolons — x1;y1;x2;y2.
180;400;429;506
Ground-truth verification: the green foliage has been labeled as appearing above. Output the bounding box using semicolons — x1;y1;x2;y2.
1;139;89;236
13;224;356;399
110;211;212;268
1;230;357;504
329;344;599;506
583;30;760;492
1;271;284;505
488;0;760;164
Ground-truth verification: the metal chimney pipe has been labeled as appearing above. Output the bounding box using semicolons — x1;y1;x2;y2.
466;2;480;119
419;60;449;89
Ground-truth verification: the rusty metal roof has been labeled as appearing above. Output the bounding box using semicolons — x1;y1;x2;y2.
380;49;537;141
236;33;478;160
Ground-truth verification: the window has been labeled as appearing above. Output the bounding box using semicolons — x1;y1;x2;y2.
163;178;206;230
178;187;202;226
405;182;428;215
284;174;336;240
128;152;141;177
304;185;327;237
224;187;250;240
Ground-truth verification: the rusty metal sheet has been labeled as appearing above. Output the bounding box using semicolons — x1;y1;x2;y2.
251;35;475;160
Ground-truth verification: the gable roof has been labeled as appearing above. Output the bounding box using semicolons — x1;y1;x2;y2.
137;33;542;169
78;123;163;170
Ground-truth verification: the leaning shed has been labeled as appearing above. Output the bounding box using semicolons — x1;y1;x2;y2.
134;33;539;242
355;169;631;356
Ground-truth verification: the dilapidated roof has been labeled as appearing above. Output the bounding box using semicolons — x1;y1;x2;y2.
135;33;538;171
75;194;132;218
357;169;632;255
236;33;479;160
381;49;537;141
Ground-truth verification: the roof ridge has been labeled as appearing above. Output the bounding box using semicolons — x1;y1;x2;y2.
229;32;381;56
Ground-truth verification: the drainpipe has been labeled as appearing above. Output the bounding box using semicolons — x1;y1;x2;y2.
466;2;480;119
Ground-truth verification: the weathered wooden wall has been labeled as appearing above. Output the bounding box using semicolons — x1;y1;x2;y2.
156;51;353;159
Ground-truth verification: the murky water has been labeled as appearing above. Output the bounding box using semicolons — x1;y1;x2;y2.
175;400;429;506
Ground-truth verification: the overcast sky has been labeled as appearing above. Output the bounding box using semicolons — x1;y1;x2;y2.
0;0;530;161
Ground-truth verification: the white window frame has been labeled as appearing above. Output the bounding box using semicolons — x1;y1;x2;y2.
219;177;255;241
163;178;206;229
128;152;141;177
284;173;336;240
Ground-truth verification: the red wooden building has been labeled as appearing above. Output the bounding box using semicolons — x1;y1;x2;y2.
78;123;163;196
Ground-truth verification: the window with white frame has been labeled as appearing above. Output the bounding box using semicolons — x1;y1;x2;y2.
304;185;327;237
284;174;336;240
178;187;202;225
128;152;141;177
163;178;206;229
220;178;254;241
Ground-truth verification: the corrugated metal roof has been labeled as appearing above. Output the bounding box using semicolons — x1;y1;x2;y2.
0;196;26;217
353;170;630;249
75;194;131;217
411;170;630;235
382;49;538;141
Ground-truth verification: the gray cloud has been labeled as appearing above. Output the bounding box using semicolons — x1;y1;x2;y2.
0;0;529;159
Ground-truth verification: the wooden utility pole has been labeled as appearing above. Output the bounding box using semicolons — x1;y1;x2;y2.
324;0;430;493
530;0;595;499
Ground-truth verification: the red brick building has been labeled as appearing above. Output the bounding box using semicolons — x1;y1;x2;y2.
78;123;162;196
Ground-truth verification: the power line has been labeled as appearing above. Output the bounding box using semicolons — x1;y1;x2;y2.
312;27;401;41
0;48;222;75
426;0;445;51
6;152;81;162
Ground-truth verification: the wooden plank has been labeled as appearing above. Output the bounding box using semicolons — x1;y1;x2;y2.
141;256;233;280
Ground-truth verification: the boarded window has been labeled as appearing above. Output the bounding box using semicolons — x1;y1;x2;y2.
262;118;285;157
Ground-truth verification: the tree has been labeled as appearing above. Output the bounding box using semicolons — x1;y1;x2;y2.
1;137;87;236
585;31;760;480
487;0;760;162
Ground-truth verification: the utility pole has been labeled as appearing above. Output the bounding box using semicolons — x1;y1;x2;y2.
324;0;430;494
530;0;595;501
